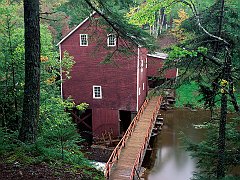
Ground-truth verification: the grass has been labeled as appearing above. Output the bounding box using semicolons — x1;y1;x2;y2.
175;81;203;108
175;81;240;111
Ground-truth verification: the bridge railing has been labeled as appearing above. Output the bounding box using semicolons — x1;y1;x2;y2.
104;98;149;179
130;96;162;179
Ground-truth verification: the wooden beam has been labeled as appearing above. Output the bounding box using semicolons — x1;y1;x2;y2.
77;113;91;124
70;111;92;130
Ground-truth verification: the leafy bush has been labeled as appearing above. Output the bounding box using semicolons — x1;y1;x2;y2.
0;128;19;155
36;97;89;165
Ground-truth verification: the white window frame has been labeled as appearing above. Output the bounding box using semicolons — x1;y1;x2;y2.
93;86;102;99
143;83;145;90
146;58;148;68
80;34;88;46
141;59;144;72
107;34;116;47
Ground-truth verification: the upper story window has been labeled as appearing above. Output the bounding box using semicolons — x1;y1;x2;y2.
107;34;116;47
80;34;88;46
93;86;102;99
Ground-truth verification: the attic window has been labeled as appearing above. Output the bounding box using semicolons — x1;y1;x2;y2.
107;34;116;47
80;34;88;46
93;86;102;99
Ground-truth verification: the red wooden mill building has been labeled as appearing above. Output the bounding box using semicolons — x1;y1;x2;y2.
57;12;177;140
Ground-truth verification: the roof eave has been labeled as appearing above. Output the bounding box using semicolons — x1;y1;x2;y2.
56;11;96;46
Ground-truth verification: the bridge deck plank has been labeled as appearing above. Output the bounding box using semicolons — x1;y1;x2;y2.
109;97;160;179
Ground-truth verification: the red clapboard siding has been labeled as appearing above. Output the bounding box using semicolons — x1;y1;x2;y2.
59;13;149;137
92;108;119;137
147;55;177;78
61;13;139;112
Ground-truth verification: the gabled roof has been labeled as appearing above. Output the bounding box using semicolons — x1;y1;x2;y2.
57;12;96;46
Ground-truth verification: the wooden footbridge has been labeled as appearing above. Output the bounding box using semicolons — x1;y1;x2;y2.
104;96;163;179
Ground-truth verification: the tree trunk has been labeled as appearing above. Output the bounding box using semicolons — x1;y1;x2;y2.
215;0;228;178
18;0;40;144
217;51;231;178
217;92;227;178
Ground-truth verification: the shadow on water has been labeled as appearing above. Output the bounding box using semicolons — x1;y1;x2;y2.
143;109;211;180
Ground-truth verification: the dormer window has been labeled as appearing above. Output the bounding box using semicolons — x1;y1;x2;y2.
107;34;116;47
80;34;88;46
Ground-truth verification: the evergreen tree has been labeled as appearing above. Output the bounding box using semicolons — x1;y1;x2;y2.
164;0;240;178
18;0;40;143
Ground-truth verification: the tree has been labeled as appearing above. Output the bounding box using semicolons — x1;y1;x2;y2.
18;0;40;143
115;0;239;178
0;1;24;130
165;0;240;178
61;0;157;51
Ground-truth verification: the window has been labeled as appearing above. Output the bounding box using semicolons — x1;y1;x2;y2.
143;83;145;90
141;59;144;72
93;86;102;99
146;58;148;68
107;34;116;46
139;87;141;95
80;34;88;46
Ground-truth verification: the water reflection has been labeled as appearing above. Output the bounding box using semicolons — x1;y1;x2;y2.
145;109;210;180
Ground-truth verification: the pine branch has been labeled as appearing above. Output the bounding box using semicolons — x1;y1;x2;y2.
40;17;58;22
181;0;230;46
40;11;57;15
83;0;156;50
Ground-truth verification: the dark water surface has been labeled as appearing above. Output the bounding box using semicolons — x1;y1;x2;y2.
145;109;210;180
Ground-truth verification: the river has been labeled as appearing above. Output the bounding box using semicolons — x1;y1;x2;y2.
144;109;210;180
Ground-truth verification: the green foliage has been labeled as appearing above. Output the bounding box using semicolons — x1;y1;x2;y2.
126;0;215;27
76;102;89;112
168;46;198;59
57;0;91;27
175;81;203;108
165;1;240;110
184;117;240;179
176;81;240;111
179;1;240;70
36;22;89;167
168;1;240;178
0;128;20;155
127;0;162;26
37;97;86;164
77;0;158;51
58;0;138;31
0;127;104;178
0;2;102;178
0;1;24;130
61;51;75;79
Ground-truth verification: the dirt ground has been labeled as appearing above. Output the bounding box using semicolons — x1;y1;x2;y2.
0;155;102;180
83;145;113;163
0;162;96;180
0;144;113;180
